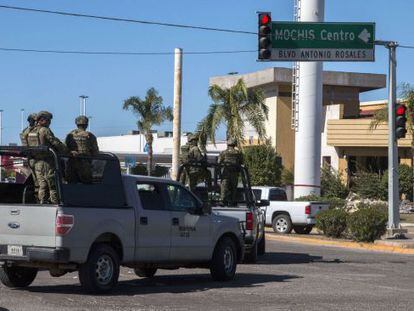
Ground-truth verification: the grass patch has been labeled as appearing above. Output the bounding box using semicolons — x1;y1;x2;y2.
400;213;414;223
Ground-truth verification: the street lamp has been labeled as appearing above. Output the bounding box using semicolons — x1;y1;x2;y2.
20;108;25;132
79;95;89;116
87;115;93;131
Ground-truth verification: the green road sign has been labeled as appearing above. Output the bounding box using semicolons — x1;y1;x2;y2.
269;22;375;61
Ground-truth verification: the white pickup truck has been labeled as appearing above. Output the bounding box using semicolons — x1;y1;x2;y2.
0;147;245;293
252;186;329;234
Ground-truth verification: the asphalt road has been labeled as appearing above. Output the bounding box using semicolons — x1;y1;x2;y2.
1;237;414;311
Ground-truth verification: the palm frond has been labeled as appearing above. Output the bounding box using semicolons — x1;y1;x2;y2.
369;107;387;130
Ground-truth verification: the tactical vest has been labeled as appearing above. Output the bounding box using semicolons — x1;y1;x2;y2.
20;133;28;146
223;150;242;165
72;130;92;155
27;131;40;147
180;145;190;164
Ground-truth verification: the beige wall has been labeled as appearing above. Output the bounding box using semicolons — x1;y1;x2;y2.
276;96;295;170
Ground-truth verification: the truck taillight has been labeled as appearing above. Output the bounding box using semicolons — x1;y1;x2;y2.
246;212;254;230
305;205;311;215
56;214;74;236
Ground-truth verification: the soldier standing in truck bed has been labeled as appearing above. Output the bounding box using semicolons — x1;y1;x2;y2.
27;111;67;204
65;116;99;184
218;138;243;206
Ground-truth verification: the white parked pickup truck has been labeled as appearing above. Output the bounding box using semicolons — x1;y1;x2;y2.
252;186;329;234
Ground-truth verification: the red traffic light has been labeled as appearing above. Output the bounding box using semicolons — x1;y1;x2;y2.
260;14;271;25
396;105;406;116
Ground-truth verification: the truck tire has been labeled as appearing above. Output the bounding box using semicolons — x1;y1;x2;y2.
258;233;266;256
0;266;38;288
293;225;313;234
134;268;157;278
244;241;258;264
272;214;293;234
210;237;237;281
79;244;120;294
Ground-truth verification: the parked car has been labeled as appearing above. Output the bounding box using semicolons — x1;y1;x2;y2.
252;186;329;234
0;146;245;293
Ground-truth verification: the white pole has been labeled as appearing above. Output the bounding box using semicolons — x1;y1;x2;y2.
171;48;183;180
0;110;3;182
79;95;88;116
88;116;92;131
294;0;325;198
79;96;83;116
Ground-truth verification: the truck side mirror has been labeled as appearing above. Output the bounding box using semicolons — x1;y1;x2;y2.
202;202;212;214
256;199;270;207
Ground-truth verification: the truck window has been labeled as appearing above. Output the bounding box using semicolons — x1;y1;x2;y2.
166;184;198;212
252;189;262;200
136;183;165;210
268;189;287;201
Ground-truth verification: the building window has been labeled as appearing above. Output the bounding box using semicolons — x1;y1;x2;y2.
322;156;331;168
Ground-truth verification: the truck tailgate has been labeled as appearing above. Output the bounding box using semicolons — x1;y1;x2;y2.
0;204;58;247
212;206;249;222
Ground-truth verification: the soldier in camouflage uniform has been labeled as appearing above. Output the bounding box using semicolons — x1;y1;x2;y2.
65;116;99;184
218;138;243;206
186;134;205;191
20;114;39;200
179;143;190;185
27;111;67;204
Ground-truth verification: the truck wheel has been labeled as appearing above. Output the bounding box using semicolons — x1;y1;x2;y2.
272;214;292;234
210;237;237;281
134;268;157;278
294;225;313;234
258;233;266;256
244;241;258;264
0;266;38;288
79;244;120;294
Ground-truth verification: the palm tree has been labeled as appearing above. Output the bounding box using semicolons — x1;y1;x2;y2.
198;79;268;147
370;83;414;200
123;88;173;176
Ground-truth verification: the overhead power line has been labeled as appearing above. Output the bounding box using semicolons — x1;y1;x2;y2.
399;45;414;49
0;47;257;56
0;4;256;35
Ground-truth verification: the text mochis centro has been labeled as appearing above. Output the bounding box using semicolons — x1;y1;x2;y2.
267;22;375;62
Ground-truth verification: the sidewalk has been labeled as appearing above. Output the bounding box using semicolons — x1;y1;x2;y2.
265;228;414;255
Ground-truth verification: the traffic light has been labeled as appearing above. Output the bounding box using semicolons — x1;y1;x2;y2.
258;12;272;60
395;104;407;139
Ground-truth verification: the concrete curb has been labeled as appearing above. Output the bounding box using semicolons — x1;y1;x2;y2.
266;234;414;255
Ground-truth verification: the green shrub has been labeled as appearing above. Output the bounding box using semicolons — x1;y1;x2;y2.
347;207;387;242
321;166;348;199
243;144;282;186
381;164;413;200
315;208;348;238
351;170;386;200
281;168;294;185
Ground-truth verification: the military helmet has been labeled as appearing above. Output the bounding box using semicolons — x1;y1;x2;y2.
37;111;53;121
227;138;237;147
75;115;89;125
187;134;198;143
27;113;37;122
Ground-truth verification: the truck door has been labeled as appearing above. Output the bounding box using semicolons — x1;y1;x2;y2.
165;184;212;261
135;182;171;262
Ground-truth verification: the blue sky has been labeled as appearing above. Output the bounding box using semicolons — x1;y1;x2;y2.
0;0;413;144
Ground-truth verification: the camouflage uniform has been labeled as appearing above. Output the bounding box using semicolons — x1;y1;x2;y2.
65;116;99;184
179;143;190;185
219;138;243;205
27;111;67;204
20;114;39;199
186;135;205;191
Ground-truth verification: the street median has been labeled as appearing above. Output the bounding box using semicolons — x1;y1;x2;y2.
266;230;414;255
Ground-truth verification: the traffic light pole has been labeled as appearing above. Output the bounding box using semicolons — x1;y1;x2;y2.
376;40;407;238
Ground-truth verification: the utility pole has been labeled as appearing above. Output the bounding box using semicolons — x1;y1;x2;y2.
294;0;325;198
171;48;183;180
375;40;407;238
20;109;25;132
0;110;3;182
79;95;88;116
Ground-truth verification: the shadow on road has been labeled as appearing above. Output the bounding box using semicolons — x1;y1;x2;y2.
0;308;10;311
257;252;343;265
25;272;300;296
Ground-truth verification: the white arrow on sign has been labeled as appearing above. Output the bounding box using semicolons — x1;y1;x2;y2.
358;29;371;43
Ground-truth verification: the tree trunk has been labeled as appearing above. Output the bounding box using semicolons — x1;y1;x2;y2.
146;132;154;176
